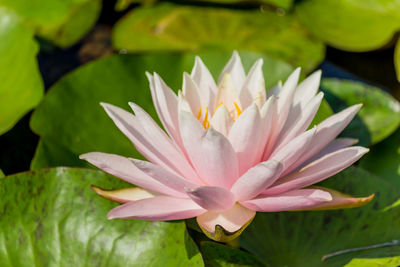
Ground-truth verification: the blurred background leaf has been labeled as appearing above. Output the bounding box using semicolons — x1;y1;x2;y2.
0;8;43;135
112;3;325;73
0;0;101;47
0;167;204;266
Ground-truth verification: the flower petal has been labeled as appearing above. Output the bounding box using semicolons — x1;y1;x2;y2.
228;104;262;175
265;146;369;195
107;196;205;220
186;186;236;211
180;111;239;188
240;189;332;212
276;92;323;149
191;56;216;108
256;97;274;162
196;204;256;242
130;159;199;194
214;73;241;116
282;104;362;175
299;186;374;210
271;127;316;171
218;51;246;92
147;72;182;149
293;70;321;109
231;160;283;201
182;72;202;115
210;104;233;136
80;152;184;197
91;186;158;203
239;59;265;108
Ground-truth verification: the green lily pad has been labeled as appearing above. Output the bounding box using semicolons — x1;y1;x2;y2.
0;0;101;47
200;241;266;266
0;8;43;135
359;128;400;189
112;3;325;72
240;167;400;267
295;0;400;52
344;255;400;267
0;167;204;266
395;38;400;82
320;78;400;146
30;51;294;169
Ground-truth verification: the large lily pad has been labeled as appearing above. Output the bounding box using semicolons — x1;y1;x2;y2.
320;78;400;146
0;0;101;47
0;8;43;135
0;167;203;266
296;0;400;52
240;167;400;267
30;51;295;169
112;3;325;72
359;128;400;189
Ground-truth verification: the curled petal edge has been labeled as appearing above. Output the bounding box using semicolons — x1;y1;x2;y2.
295;186;374;211
91;185;157;203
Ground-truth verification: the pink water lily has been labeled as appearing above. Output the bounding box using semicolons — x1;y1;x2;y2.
81;52;373;242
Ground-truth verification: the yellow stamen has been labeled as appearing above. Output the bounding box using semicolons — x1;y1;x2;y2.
202;107;210;129
234;102;242;117
196;107;202;120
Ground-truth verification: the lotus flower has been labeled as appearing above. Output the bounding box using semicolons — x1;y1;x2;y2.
80;52;373;242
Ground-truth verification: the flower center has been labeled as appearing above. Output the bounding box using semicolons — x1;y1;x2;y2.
196;101;243;129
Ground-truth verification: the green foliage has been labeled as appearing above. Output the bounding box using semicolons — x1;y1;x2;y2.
30;51;294;169
0;167;204;266
0;0;101;47
240;167;400;267
395;38;400;82
296;0;400;52
321;78;400;146
0;8;43;135
112;3;325;72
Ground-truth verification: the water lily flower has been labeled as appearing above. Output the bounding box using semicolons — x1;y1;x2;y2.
80;52;374;242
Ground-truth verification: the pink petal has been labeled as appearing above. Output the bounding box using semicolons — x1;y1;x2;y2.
214;73;242;116
191;56;216;109
91;186;158;203
182;73;202;115
270;127;316;171
80;152;184;197
299;186;374;210
275;92;323;150
107;196;205;220
282;104;362;175
218;51;246;92
239;59;265;108
231;160;283;201
101;102;200;183
180;111;239;188
300;138;358;169
210;104;233;136
228;104;262;175
196;204;256;233
186;186;236;211
240;189;332;212
265;146;369;195
256;97;274;162
130;159;200;194
147;73;183;150
293;70;321;109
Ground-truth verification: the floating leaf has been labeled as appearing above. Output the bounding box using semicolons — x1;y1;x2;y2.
321;78;400;146
200;241;265;267
344;255;400;267
0;167;204;266
395;38;400;82
240;167;400;266
112;3;324;72
0;0;102;47
0;8;43;135
296;0;400;52
30;51;294;169
359;128;400;189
